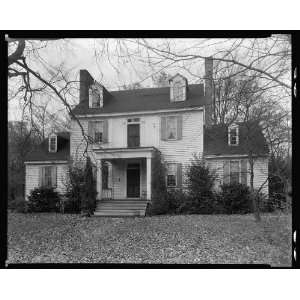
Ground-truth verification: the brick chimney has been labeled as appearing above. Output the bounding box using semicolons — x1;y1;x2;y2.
79;69;94;103
204;57;214;126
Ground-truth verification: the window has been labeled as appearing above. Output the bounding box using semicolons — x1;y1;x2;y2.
92;93;100;108
49;135;57;152
169;74;187;102
224;160;247;185
230;161;240;184
89;84;103;108
128;118;140;123
166;116;177;140
40;166;57;188
228;125;239;146
167;164;177;187
173;84;185;102
90;121;104;143
127;123;140;147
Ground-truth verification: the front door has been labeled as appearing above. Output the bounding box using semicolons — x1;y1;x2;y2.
127;164;140;198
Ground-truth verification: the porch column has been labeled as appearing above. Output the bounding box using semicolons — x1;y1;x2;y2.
97;159;102;200
108;162;113;189
146;157;152;200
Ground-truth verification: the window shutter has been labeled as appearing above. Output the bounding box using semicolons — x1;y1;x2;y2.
161;117;167;141
39;167;44;187
103;120;108;143
177;115;182;140
51;166;57;188
88;121;94;142
223;161;230;184
89;89;92;108
241;159;247;185
177;163;182;188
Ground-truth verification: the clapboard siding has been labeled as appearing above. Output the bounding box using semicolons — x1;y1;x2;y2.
70;111;202;158
70;120;97;164
25;164;69;199
71;111;203;195
159;111;204;186
206;157;269;195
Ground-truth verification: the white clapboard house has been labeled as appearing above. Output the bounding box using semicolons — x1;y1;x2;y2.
24;58;269;216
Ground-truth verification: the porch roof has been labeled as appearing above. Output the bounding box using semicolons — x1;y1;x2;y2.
92;146;158;160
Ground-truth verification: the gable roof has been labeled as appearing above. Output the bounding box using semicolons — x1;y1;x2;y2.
25;132;70;162
71;84;206;115
204;121;269;157
168;73;188;84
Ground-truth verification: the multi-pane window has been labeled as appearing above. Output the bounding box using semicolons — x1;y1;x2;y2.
93;121;104;143
173;84;184;102
127;123;140;147
230;161;240;184
166;116;177;140
89;84;103;108
92;93;100;108
167;164;177;187
224;160;247;185
127;118;140;123
228;126;239;145
49;136;57;152
40;166;57;188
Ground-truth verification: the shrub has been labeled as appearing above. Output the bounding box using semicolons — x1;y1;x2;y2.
185;155;217;214
167;189;191;214
64;158;97;215
147;151;168;215
8;196;28;213
64;164;86;213
80;157;97;216
254;190;273;212
27;187;60;212
219;183;252;214
60;195;81;213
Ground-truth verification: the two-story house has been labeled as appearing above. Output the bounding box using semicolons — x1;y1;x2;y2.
24;58;269;216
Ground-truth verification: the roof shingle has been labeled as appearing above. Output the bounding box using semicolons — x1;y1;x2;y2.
72;84;207;115
204;122;269;156
25;132;70;162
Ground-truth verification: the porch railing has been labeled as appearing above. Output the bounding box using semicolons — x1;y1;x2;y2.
102;188;113;200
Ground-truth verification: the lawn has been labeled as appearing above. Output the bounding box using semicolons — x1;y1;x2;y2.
7;213;291;266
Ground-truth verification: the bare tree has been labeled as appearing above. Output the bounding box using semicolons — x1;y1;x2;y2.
8;38;91;156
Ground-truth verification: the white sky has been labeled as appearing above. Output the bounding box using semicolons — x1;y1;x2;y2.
8;38;291;121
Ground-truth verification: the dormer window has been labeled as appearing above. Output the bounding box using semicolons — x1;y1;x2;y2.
49;134;57;152
89;82;103;108
169;74;187;102
173;84;185;102
228;124;239;146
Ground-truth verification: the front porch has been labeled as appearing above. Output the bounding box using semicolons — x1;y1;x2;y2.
94;147;157;202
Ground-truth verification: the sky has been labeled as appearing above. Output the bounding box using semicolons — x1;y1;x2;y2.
8;38;291;122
